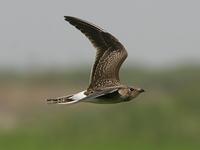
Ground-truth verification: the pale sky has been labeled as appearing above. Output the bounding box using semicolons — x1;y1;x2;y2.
0;0;200;70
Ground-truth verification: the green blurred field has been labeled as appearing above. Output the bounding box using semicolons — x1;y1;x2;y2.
0;66;200;150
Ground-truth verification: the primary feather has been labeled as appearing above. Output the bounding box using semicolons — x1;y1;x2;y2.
64;16;128;90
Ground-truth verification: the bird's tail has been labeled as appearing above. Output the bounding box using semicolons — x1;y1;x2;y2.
47;95;75;104
46;91;87;105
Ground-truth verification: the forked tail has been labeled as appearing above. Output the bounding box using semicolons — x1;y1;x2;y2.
46;91;87;105
47;95;74;104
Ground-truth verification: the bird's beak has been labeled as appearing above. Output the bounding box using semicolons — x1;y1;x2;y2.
139;88;145;93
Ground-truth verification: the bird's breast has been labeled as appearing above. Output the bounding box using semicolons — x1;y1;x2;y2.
84;90;131;104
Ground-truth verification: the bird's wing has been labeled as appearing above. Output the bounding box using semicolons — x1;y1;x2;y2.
64;16;128;90
47;86;123;105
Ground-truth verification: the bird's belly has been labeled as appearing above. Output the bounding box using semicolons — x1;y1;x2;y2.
94;97;123;104
84;91;130;104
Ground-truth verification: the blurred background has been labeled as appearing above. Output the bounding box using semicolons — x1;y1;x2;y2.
0;0;200;149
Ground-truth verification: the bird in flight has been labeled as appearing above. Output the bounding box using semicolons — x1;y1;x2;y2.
47;16;145;105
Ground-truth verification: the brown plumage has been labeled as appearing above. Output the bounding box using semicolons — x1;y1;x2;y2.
47;16;144;105
64;16;127;90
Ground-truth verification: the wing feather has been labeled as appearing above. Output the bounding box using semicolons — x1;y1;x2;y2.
64;16;128;90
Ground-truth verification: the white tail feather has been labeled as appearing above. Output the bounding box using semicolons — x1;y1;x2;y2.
47;91;87;105
69;91;87;100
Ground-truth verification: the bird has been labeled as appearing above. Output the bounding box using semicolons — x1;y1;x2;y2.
47;16;145;105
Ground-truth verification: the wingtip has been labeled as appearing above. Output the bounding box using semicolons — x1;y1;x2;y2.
64;16;70;21
64;16;76;22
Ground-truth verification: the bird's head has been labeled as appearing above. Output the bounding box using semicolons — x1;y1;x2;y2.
118;86;145;101
129;86;145;98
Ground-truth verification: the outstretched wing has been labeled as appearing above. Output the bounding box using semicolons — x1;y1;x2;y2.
64;16;128;90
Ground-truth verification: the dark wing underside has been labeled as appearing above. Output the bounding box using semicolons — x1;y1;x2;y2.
64;16;128;90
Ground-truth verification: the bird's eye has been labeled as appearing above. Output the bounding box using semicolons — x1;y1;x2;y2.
130;88;134;91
